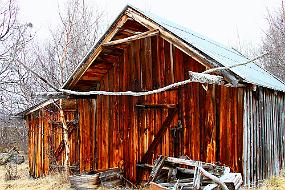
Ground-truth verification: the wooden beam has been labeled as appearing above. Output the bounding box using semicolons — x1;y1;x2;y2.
65;15;130;89
141;108;177;164
119;28;142;35
147;155;166;184
102;29;159;47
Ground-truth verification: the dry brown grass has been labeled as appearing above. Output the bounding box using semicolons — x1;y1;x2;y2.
253;170;285;190
0;162;72;190
258;176;285;190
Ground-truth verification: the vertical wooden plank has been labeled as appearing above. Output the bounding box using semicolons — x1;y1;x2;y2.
118;53;124;168
122;47;130;178
237;88;244;173
134;39;141;181
242;88;248;187
103;75;109;170
43;110;49;175
219;86;226;164
154;35;162;134
78;100;84;172
164;39;171;86
158;37;167;156
151;36;161;156
128;41;135;182
91;99;97;171
108;67;114;168
145;37;155;164
38;111;42;177
113;60;119;168
86;100;91;172
97;95;103;169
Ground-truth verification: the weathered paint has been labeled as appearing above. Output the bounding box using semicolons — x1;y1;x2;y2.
243;87;285;187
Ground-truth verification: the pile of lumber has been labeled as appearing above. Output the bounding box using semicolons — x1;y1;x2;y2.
69;167;123;189
145;155;242;190
69;174;100;189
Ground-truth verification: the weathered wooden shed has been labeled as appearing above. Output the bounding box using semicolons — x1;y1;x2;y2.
23;6;285;187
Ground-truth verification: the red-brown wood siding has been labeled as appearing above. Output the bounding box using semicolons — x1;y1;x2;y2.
79;36;244;182
27;100;79;177
26;37;244;182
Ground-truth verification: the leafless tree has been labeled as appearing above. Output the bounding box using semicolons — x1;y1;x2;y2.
0;0;33;151
29;0;104;170
260;1;285;81
36;0;103;87
0;0;104;153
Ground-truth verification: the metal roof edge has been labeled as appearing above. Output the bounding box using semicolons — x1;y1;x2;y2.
16;99;58;117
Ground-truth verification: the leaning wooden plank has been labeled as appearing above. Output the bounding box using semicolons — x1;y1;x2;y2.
147;155;166;184
199;167;229;190
141;109;177;164
188;71;224;85
103;29;159;47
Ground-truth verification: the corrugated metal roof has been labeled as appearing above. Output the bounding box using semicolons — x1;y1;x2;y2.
129;5;285;92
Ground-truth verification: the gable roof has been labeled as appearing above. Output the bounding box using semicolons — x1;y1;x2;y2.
63;5;285;92
137;6;285;92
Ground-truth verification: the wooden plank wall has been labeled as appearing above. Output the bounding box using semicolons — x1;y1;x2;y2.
85;36;244;182
27;101;78;177
77;99;96;173
26;36;244;182
243;87;285;187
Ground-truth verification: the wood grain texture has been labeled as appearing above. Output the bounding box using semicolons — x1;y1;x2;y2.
243;87;285;187
25;31;285;188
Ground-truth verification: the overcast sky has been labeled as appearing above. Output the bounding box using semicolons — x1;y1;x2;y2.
19;0;282;49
